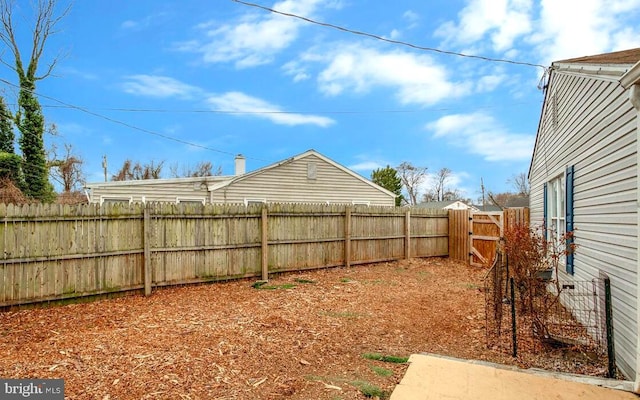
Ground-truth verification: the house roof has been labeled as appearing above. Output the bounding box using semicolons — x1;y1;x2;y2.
529;47;640;180
555;48;640;65
86;149;397;199
415;200;459;209
504;195;529;208
85;174;231;188
212;149;397;198
472;204;502;212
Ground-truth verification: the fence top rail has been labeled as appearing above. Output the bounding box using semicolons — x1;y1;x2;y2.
1;202;451;219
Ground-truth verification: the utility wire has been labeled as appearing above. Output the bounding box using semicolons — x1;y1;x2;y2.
232;0;547;71
0;78;267;161
32;102;541;115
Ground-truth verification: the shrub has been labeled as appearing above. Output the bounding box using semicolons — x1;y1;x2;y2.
502;223;577;316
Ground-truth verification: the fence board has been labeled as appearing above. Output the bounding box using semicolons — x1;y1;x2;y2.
0;203;452;307
448;209;470;263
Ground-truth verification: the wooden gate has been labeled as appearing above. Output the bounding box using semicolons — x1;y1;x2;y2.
469;211;503;267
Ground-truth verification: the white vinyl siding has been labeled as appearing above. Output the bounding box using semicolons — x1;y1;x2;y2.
529;69;638;378
89;178;211;204
86;153;396;207
210;154;395;206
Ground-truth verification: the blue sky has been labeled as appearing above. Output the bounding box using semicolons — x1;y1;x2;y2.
2;0;639;201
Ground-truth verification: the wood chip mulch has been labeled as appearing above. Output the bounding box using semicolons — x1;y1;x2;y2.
0;258;613;399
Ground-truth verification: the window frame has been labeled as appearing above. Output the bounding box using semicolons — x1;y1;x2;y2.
544;165;575;275
244;198;267;206
176;196;206;205
546;173;566;246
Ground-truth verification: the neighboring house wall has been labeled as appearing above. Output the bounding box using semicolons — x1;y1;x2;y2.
211;153;394;206
443;201;472;210
88;177;213;204
529;68;638;378
86;151;395;207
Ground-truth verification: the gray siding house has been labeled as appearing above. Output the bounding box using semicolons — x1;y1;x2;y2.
529;48;640;387
85;150;396;206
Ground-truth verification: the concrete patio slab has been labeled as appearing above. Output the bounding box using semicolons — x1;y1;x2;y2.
390;354;638;400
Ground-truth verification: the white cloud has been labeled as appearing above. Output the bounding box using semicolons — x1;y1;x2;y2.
529;0;640;64
422;170;473;199
120;12;168;31
122;75;202;99
388;29;401;39
305;43;471;106
206;91;335;127
435;0;640;65
282;61;310;82
176;0;326;68
60;67;98;81
403;10;419;23
53;122;92;137
426;112;534;162
475;73;507;92
349;161;385;171
435;0;533;52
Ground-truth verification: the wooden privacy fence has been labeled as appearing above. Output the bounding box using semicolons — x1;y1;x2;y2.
448;208;530;267
0;203;449;307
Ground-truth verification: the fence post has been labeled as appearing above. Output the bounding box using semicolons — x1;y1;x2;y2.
261;206;268;281
510;277;517;357
604;277;616;378
143;204;152;296
405;210;411;259
344;206;351;268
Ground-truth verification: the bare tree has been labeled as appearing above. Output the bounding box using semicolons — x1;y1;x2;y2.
169;161;223;178
133;160;164;180
397;161;427;206
112;159;134;181
48;143;84;192
0;0;71;201
112;160;164;181
508;172;530;196
424;167;461;201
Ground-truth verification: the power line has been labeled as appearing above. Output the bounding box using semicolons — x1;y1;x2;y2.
0;78;267;161
32;102;541;115
232;0;547;71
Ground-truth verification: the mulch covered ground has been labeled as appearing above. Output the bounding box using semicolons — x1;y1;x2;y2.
0;258;611;399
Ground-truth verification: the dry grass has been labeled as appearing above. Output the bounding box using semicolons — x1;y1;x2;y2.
0;258;611;399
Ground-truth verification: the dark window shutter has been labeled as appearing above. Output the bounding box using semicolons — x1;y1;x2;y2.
565;165;575;274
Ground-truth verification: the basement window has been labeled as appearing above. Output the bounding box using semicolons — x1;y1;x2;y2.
100;196;133;205
244;198;267;206
176;197;206;205
351;200;370;206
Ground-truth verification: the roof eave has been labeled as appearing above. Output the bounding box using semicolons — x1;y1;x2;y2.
551;62;630;81
85;175;233;189
620;60;640;89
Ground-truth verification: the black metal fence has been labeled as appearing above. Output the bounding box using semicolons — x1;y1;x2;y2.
484;254;616;377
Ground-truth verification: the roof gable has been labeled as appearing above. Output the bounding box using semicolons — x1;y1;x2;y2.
530;48;640;180
226;149;397;198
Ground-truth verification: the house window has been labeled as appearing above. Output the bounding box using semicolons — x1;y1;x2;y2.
100;196;133;205
544;165;575;274
547;174;565;244
176;197;206;205
244;198;267;206
351;200;370;206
